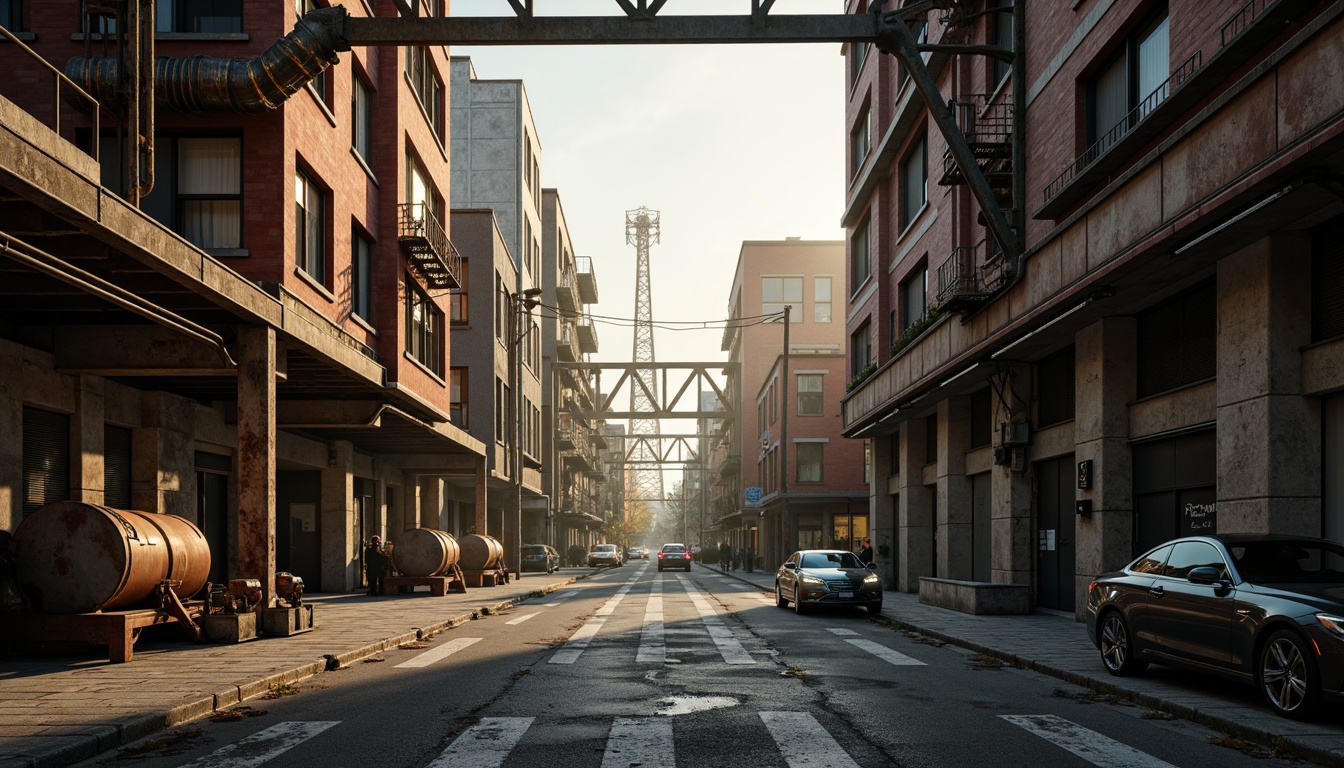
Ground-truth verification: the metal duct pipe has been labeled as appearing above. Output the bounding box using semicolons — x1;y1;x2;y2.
66;6;349;113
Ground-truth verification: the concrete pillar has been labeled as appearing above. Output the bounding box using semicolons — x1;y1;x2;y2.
1075;318;1137;595
404;478;422;530
0;341;20;530
236;326;277;603
320;440;356;592
991;364;1033;587
373;471;388;542
896;416;933;592
937;397;972;579
822;508;835;548
422;478;442;530
73;376;105;504
871;434;897;588
475;457;489;535
1217;233;1320;534
132;394;195;518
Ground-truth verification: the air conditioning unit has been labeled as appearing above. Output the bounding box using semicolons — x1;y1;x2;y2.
1010;447;1026;473
1000;420;1030;447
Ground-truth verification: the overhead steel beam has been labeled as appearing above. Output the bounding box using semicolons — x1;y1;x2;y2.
343;14;878;46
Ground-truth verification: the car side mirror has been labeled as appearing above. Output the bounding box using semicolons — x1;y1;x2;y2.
783;562;797;570
1188;566;1228;588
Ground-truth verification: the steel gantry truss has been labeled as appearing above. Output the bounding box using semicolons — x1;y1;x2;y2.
625;208;663;505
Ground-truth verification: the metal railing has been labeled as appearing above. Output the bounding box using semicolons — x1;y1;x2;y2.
0;23;100;160
934;239;1008;311
397;202;462;289
1042;50;1202;203
1221;0;1278;47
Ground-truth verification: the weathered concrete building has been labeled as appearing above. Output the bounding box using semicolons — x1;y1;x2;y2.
0;1;489;599
841;1;1344;617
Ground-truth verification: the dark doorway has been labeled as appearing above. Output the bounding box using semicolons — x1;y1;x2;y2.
1036;455;1076;612
194;451;232;585
1133;429;1216;555
277;470;322;588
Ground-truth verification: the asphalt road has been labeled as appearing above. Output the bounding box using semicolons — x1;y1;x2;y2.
71;564;1303;768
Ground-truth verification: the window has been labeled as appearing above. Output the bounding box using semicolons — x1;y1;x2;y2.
406;45;443;137
104;424;132;510
352;231;372;321
496;378;507;443
110;136;242;250
449;258;469;324
851;104;871;176
23;407;69;518
796;442;824;484
295;0;329;103
405;276;443;375
295;170;327;284
1037;346;1076;427
797;374;823;417
850;41;868;86
2;0;21;30
814;276;832;323
1136;281;1215;398
970;387;992;448
352;76;373;165
851;217;871;293
991;0;1014;86
924;414;938;464
1163;541;1226;580
901;135;927;230
852;321;872;376
898;20;928;89
495;272;508;343
159;0;242;33
1088;9;1169;156
762;276;802;318
902;266;928;330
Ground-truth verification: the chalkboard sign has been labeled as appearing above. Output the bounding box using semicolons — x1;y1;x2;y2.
1181;501;1216;535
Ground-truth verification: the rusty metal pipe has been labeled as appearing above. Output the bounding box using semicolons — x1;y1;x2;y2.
65;6;348;113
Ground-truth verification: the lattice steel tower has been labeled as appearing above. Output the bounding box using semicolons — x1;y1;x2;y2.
625;207;664;507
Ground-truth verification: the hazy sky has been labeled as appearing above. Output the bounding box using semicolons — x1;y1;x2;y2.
453;0;848;369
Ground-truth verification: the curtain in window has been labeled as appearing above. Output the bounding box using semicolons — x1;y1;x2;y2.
179;138;241;248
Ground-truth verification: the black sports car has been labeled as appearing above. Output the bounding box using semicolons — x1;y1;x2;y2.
1086;534;1344;719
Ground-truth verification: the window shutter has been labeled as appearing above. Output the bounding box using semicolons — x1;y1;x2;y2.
1137;281;1215;398
23;407;70;517
104;425;132;510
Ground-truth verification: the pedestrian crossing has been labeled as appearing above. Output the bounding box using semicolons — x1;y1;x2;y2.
178;712;1191;768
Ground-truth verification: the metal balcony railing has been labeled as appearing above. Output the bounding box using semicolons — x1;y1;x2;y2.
0;25;101;160
1042;51;1202;203
557;266;579;310
558;320;578;362
576;313;598;354
1221;0;1278;47
576;255;599;304
934;240;1007;313
397;202;462;289
939;95;1013;188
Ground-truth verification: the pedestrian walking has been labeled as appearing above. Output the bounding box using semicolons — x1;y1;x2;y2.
364;536;389;596
719;541;730;572
859;537;874;565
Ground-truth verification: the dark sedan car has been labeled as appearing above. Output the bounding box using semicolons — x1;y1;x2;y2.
521;544;559;574
1087;534;1344;719
775;550;882;615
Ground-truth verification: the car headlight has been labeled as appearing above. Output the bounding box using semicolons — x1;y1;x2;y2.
1317;614;1344;638
863;574;880;584
800;575;825;586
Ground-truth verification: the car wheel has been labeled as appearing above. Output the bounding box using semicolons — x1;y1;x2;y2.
1259;629;1321;720
1098;611;1147;677
866;601;883;615
775;583;789;608
793;586;809;615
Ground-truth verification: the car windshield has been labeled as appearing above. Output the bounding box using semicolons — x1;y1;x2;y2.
1229;541;1344;583
800;552;864;569
594;545;616;553
663;546;685;553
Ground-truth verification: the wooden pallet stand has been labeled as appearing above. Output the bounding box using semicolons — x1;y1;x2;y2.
20;600;206;663
459;569;500;587
381;573;466;596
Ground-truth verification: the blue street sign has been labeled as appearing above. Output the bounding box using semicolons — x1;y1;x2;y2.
745;487;763;505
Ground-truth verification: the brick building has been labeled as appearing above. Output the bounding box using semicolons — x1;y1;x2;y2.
841;1;1344;617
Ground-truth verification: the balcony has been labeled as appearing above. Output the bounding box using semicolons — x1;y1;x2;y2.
397;203;461;290
576;255;599;304
576;313;598;354
557;321;578;362
557;266;579;311
939;95;1012;194
934;241;1007;314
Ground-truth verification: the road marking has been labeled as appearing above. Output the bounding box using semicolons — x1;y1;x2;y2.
550;617;605;664
1000;714;1179;768
637;577;665;663
506;612;539;625
396;637;483;668
843;638;925;666
678;577;756;664
826;628;860;636
601;717;674;768
543;590;577;606
759;712;861;768
180;721;339;768
596;583;635;616
426;717;534;768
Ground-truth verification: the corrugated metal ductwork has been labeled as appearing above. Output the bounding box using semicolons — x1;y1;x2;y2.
65;6;349;113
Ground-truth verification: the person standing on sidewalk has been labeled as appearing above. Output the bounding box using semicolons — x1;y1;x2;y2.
364;536;389;596
859;537;874;565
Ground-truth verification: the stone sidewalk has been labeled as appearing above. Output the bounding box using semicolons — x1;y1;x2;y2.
5;563;1344;767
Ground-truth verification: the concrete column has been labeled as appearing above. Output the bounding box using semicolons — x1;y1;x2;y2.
822;508;835;548
404;478;422;530
1217;233;1320;534
320;440;356;592
991;364;1033;587
896;416;933;592
0;341;21;530
871;434;897;587
421;478;442;530
937;397;972;579
236;326;277;603
1075;318;1136;592
132;394;195;518
73;376;105;504
373;472;388;541
475;457;489;535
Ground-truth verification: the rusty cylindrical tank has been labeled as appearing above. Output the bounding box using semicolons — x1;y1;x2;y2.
457;534;504;571
13;501;211;614
391;529;460;577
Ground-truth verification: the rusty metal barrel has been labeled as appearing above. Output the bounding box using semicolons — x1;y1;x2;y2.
12;501;211;614
457;534;504;571
391;528;460;577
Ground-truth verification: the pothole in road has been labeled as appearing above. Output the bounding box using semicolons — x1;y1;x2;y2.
654;696;740;716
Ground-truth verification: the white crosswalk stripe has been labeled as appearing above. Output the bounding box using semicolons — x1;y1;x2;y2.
843;638;925;666
506;612;539;625
826;628;860;636
601;717;674;768
678;576;757;664
1000;714;1179;768
425;717;534;768
637;576;665;663
759;711;861;768
180;721;339;768
543;590;577;606
395;637;482;668
549;617;605;664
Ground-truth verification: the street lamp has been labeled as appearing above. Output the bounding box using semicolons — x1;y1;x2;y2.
513;287;542;579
